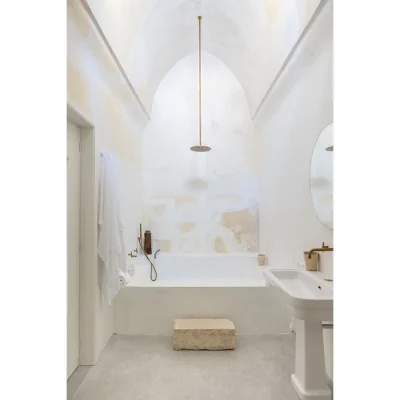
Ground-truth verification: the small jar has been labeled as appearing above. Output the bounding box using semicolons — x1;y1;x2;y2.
258;253;266;267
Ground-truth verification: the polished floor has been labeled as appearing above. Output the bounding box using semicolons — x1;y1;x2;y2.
69;334;298;400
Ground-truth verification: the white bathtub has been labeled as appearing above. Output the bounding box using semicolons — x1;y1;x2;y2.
114;253;292;335
127;253;265;287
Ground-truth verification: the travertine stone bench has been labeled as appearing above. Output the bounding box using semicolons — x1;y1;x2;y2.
173;319;236;350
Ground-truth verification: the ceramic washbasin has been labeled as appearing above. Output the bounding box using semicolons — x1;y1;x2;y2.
264;269;333;321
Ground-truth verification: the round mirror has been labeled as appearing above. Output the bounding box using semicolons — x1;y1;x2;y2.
310;123;333;229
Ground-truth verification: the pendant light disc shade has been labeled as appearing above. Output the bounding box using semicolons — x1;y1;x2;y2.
190;145;211;152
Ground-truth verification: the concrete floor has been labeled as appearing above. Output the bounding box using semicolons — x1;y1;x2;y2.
69;334;299;400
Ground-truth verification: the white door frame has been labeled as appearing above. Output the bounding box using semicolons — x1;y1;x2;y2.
67;102;97;365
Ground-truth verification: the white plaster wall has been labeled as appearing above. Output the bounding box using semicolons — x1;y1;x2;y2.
67;0;147;362
85;0;320;115
256;0;333;276
142;53;260;253
255;0;333;380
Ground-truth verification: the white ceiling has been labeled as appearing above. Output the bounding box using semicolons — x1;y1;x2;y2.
86;0;321;116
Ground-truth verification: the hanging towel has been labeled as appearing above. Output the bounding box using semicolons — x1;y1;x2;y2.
97;152;127;305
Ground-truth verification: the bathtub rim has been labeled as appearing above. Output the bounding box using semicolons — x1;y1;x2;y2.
123;277;267;288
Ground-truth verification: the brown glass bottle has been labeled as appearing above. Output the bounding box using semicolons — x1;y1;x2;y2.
144;230;152;255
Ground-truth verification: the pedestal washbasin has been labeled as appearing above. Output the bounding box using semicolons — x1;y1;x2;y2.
264;269;333;400
265;269;333;321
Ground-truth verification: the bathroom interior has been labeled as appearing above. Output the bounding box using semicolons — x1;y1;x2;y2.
67;0;334;399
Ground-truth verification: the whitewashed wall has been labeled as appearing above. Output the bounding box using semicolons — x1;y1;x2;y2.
255;0;333;381
67;0;147;362
85;0;320;114
255;0;333;276
142;53;260;253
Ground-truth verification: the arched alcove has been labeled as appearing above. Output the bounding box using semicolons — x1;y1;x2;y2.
142;52;261;253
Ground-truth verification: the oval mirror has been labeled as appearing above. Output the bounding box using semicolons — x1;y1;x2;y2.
310;123;333;229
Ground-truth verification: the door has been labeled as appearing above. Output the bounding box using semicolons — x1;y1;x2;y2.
67;121;80;378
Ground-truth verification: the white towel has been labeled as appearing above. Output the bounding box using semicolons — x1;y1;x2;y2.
97;152;127;305
119;271;131;287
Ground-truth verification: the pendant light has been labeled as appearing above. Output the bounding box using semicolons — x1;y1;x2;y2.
190;16;211;152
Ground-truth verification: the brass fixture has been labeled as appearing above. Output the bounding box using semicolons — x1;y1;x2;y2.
307;242;333;259
190;16;211;152
137;223;158;281
128;249;137;258
154;249;161;259
138;223;143;246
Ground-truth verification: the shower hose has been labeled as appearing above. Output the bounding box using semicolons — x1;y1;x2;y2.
138;239;158;281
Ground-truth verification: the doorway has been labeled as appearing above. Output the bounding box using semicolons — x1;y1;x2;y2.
67;120;81;378
67;103;98;376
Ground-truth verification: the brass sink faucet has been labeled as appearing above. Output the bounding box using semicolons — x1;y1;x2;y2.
307;242;333;259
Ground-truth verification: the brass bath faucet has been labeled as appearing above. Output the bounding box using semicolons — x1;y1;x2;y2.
307;242;333;259
128;250;137;258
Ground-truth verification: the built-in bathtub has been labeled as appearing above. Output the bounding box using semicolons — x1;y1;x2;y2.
114;253;292;336
127;253;266;287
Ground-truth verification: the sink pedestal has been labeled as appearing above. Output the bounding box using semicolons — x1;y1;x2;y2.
264;269;333;400
291;319;332;400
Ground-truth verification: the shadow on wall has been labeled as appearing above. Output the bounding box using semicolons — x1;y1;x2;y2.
142;53;260;253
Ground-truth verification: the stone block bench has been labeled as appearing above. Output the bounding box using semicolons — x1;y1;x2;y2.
173;319;236;350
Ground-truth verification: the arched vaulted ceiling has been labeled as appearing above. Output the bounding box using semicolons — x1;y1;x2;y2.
86;0;320;116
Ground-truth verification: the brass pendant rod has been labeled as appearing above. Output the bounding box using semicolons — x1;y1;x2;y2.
198;15;202;146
